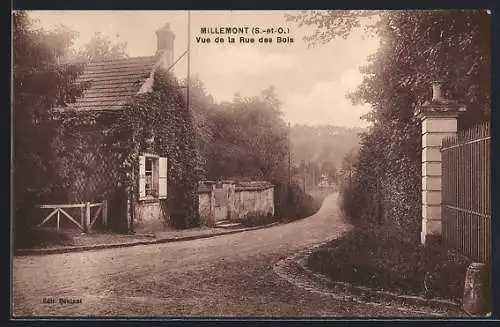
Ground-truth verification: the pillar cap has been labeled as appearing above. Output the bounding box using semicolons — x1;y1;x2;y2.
469;262;487;269
415;81;466;120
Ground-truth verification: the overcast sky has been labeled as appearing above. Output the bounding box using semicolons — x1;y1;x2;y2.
27;10;380;128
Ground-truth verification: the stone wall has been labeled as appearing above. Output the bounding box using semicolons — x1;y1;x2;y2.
133;199;167;233
198;191;213;227
130;180;275;232
198;180;275;226
233;187;274;221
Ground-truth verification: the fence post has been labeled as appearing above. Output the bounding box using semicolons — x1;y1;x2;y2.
56;209;60;232
102;200;108;229
209;184;216;227
80;206;85;231
415;81;466;245
85;202;91;233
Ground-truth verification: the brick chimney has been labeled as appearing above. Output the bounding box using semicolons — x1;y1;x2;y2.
155;23;175;70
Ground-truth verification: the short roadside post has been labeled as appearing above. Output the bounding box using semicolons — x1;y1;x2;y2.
462;262;490;316
84;201;91;233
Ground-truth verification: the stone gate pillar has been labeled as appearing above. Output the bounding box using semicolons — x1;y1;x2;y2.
415;81;466;245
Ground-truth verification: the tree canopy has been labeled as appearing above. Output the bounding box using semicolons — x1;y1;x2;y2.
13;11;132;223
13;11;85;222
288;10;491;238
74;32;128;62
204;87;289;182
289;10;490;127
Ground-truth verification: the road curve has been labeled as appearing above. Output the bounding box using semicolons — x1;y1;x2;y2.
12;193;436;317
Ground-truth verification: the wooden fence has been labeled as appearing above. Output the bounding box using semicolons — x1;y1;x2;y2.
38;201;108;233
441;122;490;263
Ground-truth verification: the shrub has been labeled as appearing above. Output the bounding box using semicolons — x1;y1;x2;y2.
307;227;472;300
308;188;333;209
274;182;322;222
240;212;277;227
14;226;74;250
338;179;366;224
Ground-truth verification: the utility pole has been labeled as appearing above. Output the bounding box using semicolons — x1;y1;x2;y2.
301;160;306;192
288;122;291;185
348;169;352;190
186;10;191;112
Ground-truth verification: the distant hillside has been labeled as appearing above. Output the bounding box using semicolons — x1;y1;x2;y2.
290;124;366;170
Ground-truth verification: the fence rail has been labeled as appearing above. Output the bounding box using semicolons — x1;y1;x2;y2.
441;121;490;263
38;201;108;233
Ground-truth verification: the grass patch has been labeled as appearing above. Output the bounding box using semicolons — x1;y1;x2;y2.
307;227;473;301
14;226;75;250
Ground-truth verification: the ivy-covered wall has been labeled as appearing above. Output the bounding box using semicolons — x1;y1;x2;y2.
49;69;200;231
114;69;200;229
51;114;122;202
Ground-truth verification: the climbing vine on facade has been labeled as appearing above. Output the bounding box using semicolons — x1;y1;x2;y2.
112;69;200;229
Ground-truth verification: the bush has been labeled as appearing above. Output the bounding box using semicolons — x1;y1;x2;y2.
274;182;322;222
240;212;277;227
14;226;74;250
308;188;334;208
307;227;473;301
338;179;366;224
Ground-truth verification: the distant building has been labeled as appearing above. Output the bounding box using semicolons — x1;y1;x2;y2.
318;174;332;188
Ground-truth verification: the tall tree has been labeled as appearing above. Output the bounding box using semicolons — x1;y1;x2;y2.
74;32;128;62
183;74;215;179
13;11;86;224
288;10;490;127
288;10;491;237
205;87;288;182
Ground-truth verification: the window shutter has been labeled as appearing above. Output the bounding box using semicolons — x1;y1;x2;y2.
138;155;146;200
152;159;159;196
158;157;168;199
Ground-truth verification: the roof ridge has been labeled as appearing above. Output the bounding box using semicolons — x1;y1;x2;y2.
59;55;157;66
88;55;157;65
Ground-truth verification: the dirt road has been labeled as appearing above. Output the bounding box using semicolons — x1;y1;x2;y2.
12;193;446;318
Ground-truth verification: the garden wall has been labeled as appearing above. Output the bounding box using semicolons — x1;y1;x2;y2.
198;180;275;226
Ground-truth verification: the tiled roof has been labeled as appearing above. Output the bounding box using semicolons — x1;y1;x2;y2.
55;56;158;112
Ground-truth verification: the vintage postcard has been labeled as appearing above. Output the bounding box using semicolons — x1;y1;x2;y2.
12;10;492;318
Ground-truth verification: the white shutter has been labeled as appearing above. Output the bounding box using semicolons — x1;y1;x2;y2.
138;155;146;200
158;157;168;199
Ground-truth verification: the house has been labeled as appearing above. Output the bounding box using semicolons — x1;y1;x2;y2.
318;173;333;188
52;23;179;233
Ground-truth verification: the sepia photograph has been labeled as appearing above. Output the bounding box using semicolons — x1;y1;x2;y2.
12;9;492;318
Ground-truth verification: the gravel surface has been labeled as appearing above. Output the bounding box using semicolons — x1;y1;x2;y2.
12;193;460;318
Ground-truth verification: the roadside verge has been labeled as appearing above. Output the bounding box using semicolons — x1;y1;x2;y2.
15;222;280;256
273;239;467;317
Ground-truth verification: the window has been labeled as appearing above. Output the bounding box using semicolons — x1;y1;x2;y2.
139;154;167;200
145;157;154;196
